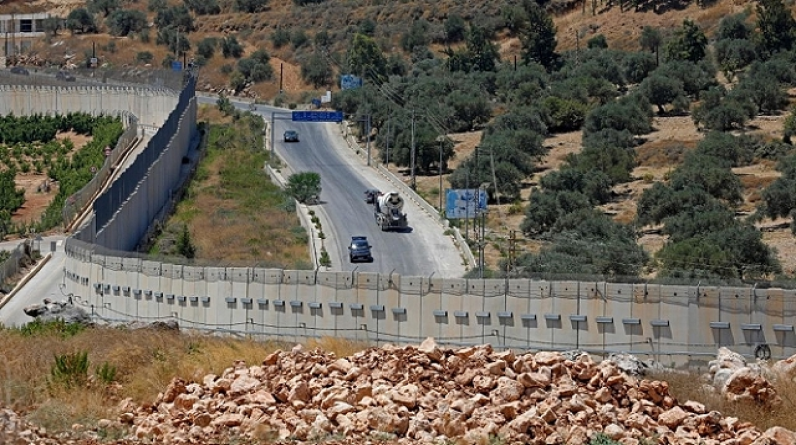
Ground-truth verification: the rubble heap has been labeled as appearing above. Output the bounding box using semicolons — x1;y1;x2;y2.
107;339;794;445
707;347;782;407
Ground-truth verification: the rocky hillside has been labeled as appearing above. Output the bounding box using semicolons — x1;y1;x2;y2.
3;339;796;444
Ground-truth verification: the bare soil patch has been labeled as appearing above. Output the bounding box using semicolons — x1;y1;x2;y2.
12;174;57;225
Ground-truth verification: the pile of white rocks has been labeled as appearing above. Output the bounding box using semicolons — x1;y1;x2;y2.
0;406;60;445
104;339;795;445
706;347;782;407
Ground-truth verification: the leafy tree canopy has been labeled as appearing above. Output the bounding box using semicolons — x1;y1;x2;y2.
519;0;559;69
664;19;708;63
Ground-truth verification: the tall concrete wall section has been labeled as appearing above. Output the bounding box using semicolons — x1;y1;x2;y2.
0;85;177;126
93;95;196;251
60;244;796;365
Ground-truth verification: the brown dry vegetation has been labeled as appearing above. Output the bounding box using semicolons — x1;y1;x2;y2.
657;369;796;432
0;325;368;432
5;322;796;441
160;105;309;267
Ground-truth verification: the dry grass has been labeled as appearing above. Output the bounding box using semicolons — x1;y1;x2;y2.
304;337;371;358
655;369;796;432
0;322;369;431
162;107;310;268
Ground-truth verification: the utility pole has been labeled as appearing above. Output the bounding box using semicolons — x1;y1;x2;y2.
480;200;486;278
506;230;516;292
270;111;275;163
465;168;469;241
385;116;391;166
366;114;371;167
438;136;444;213
410;109;416;190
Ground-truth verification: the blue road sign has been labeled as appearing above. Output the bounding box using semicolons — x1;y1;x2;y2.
445;189;487;219
292;110;344;122
340;74;363;90
171;61;183;72
311;98;322;108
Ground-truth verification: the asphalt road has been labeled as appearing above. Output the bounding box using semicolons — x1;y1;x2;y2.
0;96;466;326
0;236;67;328
197;96;464;277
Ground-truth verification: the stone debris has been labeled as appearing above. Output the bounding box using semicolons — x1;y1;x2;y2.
100;341;796;444
23;298;91;324
707;347;782;407
4;340;796;445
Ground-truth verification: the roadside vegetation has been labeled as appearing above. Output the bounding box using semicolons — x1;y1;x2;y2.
148;106;311;268
0;320;366;433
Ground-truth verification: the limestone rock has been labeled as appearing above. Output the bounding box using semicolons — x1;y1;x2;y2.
2;339;794;445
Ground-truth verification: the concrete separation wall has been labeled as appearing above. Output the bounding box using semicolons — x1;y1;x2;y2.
61;241;796;365
0;84;178;127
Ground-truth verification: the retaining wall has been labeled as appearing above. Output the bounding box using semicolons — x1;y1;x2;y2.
61;241;796;366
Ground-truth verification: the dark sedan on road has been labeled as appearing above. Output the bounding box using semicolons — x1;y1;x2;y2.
283;130;299;143
349;236;373;262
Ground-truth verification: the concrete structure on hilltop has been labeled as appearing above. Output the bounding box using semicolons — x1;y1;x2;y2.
0;13;51;57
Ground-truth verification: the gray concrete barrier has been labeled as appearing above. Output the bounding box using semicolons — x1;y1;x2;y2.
61;239;796;366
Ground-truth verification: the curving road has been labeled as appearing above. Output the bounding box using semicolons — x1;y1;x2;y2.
198;96;464;278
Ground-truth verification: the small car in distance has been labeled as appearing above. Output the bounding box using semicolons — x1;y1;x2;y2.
364;189;381;204
283;130;299;143
56;71;76;82
9;66;29;76
349;236;373;263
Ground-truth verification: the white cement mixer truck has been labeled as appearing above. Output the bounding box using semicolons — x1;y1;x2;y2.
374;191;408;231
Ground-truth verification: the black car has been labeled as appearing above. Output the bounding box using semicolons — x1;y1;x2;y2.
56;71;76;82
283;130;299;143
9;66;29;76
364;189;381;204
348;236;373;262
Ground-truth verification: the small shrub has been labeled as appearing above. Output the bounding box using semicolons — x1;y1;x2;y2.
589;433;621;445
95;361;117;384
291;29;308;48
19;319;87;338
136;51;153;64
51;351;89;388
271;28;290;48
642;172;655;183
507;201;523;215
319;248;331;266
318;231;325;239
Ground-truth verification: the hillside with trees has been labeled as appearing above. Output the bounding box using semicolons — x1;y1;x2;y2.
14;0;796;282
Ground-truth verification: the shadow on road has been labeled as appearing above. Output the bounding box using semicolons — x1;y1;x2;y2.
387;226;414;234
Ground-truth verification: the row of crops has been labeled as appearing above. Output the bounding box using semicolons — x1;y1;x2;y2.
0;113;123;236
